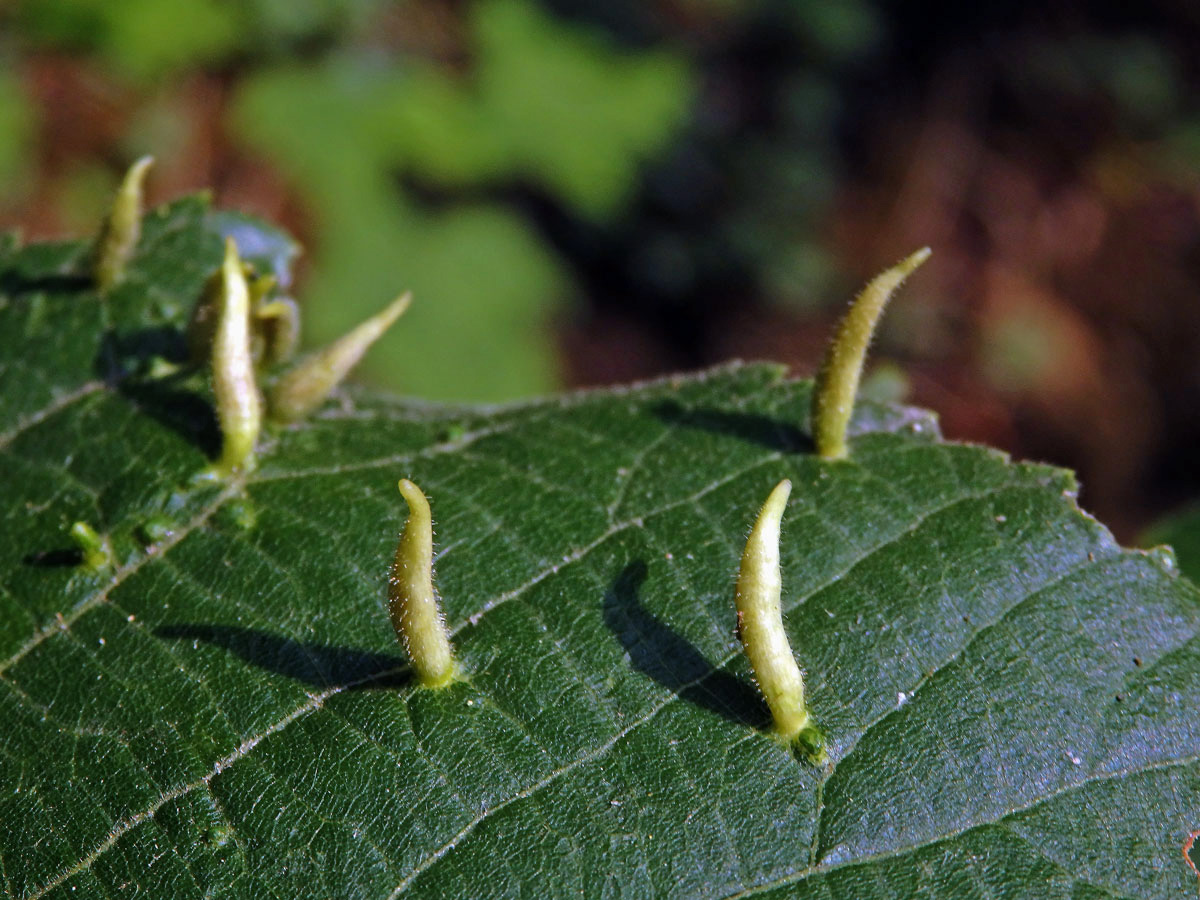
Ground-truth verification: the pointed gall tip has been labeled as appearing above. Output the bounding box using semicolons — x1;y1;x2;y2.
128;155;155;183
380;292;413;328
267;290;414;423
899;246;932;274
763;479;792;516
222;236;240;268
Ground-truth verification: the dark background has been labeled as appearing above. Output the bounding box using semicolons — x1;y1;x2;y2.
3;0;1199;541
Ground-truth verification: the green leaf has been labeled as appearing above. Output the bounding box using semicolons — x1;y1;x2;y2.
231;59;570;401
2;198;1199;899
0;72;36;205
20;0;241;82
229;0;694;401
473;0;695;219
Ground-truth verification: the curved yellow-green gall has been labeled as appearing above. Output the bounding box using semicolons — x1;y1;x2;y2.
269;292;412;423
187;267;299;370
736;479;825;761
209;238;261;478
93;156;153;291
811;247;931;460
389;479;456;688
253;296;300;367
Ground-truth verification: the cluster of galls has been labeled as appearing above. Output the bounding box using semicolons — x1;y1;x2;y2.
88;157;931;765
92;157;413;481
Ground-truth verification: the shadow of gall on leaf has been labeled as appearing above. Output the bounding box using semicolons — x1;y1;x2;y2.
652;401;812;454
91;323;221;460
156;624;411;690
22;548;84;568
114;373;221;462
603;561;768;730
0;270;91;296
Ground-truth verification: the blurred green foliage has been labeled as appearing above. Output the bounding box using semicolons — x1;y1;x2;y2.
10;0;694;400
0;71;34;195
7;0;1200;406
0;0;896;397
233;0;693;399
16;0;377;79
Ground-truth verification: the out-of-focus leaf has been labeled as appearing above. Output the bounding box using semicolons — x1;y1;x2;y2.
0;71;35;203
20;0;240;81
232;59;569;401
474;0;695;219
789;0;883;60
17;0;382;78
231;0;693;400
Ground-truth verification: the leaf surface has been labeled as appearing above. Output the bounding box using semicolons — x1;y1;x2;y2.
2;198;1198;899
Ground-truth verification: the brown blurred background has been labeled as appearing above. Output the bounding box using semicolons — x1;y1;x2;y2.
2;0;1199;543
